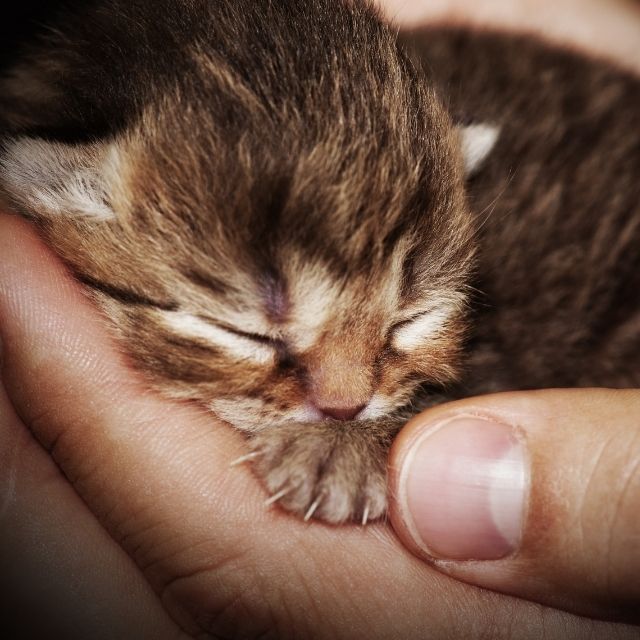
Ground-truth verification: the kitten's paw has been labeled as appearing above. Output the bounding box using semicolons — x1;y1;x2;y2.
247;420;399;524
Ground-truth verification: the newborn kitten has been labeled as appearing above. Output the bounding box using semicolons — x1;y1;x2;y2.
1;1;638;524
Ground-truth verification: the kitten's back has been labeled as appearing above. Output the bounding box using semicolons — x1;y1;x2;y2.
406;28;640;392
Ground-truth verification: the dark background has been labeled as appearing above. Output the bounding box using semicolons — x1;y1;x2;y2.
0;1;67;67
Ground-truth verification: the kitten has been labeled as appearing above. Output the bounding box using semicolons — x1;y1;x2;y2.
1;1;638;525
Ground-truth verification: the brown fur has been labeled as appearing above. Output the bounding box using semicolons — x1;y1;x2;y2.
1;2;639;524
402;27;640;394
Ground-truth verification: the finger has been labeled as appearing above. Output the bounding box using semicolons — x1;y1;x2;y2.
388;388;640;622
0;375;185;638
2;213;638;639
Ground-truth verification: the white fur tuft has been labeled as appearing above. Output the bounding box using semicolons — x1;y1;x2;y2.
359;394;394;419
159;310;275;364
392;304;457;352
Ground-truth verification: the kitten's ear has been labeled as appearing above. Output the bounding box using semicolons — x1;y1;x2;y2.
457;123;500;177
0;137;121;221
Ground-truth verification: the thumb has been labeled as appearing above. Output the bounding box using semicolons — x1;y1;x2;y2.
388;389;640;623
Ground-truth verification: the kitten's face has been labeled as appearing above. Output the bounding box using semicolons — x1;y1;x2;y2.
140;246;470;431
4;119;473;431
0;0;479;431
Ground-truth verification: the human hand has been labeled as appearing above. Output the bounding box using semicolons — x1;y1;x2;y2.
373;0;640;625
2;213;638;639
388;388;640;624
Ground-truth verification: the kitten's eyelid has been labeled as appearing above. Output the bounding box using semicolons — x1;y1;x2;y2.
158;310;277;364
197;315;283;346
400;310;430;326
389;308;438;332
389;302;460;351
393;293;466;329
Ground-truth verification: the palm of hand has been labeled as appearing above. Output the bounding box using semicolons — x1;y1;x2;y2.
2;215;637;638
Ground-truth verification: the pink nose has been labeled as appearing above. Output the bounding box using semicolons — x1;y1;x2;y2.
319;405;365;421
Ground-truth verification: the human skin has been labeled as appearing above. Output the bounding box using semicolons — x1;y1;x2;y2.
388;391;640;624
377;0;640;73
2;1;640;637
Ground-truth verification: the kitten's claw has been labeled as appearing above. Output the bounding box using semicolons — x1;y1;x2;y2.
264;487;290;506
229;451;261;468
303;496;322;522
361;503;370;527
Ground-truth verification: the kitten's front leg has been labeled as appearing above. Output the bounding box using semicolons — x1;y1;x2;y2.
247;418;404;524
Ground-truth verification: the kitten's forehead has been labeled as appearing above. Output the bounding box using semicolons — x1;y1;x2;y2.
260;272;289;322
283;259;344;350
129;31;462;266
270;248;403;343
115;6;471;325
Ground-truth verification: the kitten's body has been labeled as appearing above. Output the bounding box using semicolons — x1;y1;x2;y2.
397;28;640;398
1;1;639;523
409;30;640;395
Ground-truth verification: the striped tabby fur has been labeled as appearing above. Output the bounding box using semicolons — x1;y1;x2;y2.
1;1;639;523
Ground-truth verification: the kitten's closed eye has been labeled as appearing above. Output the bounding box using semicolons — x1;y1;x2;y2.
159;311;277;364
390;301;462;352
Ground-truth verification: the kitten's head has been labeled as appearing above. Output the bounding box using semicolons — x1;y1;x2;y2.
0;0;497;430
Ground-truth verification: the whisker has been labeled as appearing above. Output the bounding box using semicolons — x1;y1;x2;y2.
469;169;516;239
229;451;261;467
264;487;290;506
304;496;322;522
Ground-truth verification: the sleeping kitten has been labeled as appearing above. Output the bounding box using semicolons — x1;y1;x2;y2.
1;0;638;524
